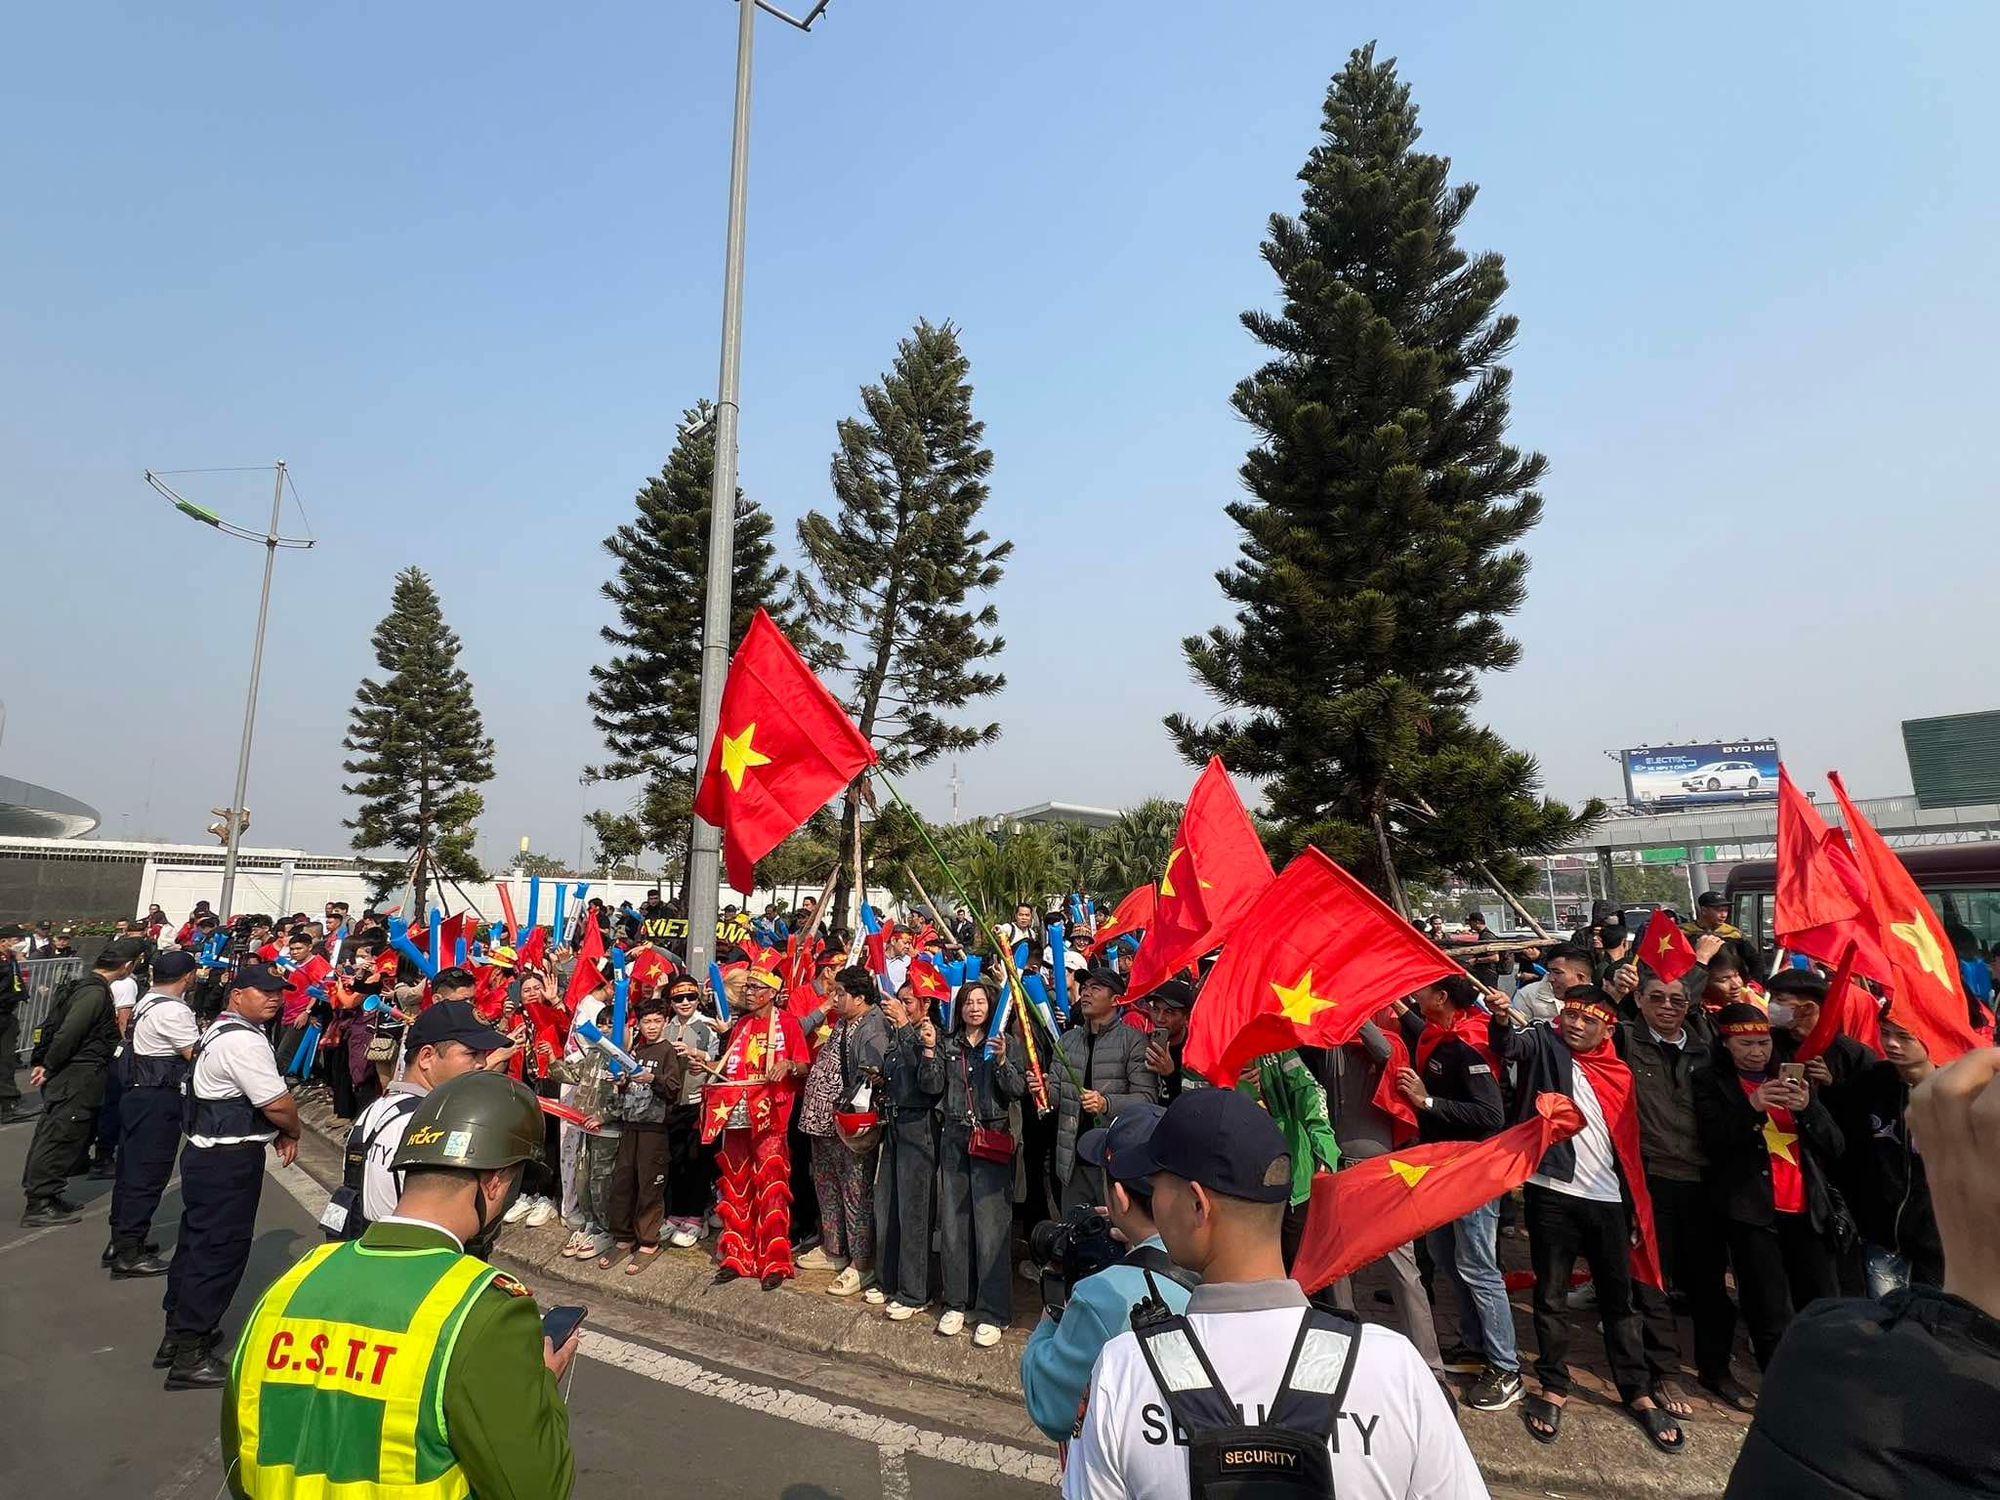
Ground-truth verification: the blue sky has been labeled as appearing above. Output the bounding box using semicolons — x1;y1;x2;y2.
4;2;1996;863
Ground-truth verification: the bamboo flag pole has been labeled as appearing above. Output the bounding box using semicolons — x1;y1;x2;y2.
904;859;1050;1111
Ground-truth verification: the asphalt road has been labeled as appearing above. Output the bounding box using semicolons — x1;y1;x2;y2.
0;1074;1059;1499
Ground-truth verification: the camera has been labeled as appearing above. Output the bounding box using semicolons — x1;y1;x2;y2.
1029;1206;1124;1317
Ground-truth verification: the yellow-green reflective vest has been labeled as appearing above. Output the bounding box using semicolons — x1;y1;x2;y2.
231;1238;499;1500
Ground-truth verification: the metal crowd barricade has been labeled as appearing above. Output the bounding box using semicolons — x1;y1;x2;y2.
14;955;86;1062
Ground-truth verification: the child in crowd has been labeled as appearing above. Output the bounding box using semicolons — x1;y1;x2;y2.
604;998;686;1274
662;975;723;1248
935;980;1024;1347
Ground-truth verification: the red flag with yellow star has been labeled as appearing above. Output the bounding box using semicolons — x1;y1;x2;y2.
1828;772;1989;1063
1086;882;1157;959
1290;1094;1586;1293
1636;907;1697;985
1124;757;1275;999
907;956;949;1008
1775;764;1892;984
691;609;877;894
1182;846;1459;1085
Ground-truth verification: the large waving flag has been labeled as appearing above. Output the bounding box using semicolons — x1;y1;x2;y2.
1182;847;1459;1085
1087;883;1156;959
1291;1094;1585;1293
563;916;608;1010
1776;764;1891;983
1828;772;1988;1063
691;609;876;894
1124;758;1275;998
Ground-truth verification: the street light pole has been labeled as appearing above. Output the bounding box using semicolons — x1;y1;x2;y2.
217;460;286;920
686;0;832;980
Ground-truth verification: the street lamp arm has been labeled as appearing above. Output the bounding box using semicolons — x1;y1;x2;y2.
145;469;314;546
749;0;832;32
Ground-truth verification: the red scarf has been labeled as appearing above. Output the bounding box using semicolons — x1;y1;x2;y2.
1567;1038;1663;1288
1414;1009;1498;1076
1371;1026;1419;1146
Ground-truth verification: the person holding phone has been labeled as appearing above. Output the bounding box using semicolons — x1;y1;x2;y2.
222;1070;577;1499
1694;1002;1847;1370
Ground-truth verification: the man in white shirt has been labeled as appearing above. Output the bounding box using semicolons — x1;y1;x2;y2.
1063;1089;1486;1500
107;950;202;1277
342;1000;509;1233
159;963;301;1390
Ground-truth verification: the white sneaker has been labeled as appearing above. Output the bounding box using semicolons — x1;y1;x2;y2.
829;1265;874;1297
503;1195;535;1224
972;1323;1003;1348
936;1310;965;1337
668;1226;699;1250
523;1197;555;1227
796;1246;848;1273
863;1286;888;1306
886;1300;918;1322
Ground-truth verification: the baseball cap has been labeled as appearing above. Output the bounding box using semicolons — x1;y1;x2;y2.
0;923;23;940
1147;1089;1291;1204
231;963;288;994
1764;968;1829;1002
405;999;512;1057
97;936;147;967
152;950;199;981
1143;977;1194;1011
1078;1101;1167;1183
1076;965;1127;996
1697;890;1728;910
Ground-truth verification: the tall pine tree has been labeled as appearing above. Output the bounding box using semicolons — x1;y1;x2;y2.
588;399;800;867
1167;45;1599;898
796;319;1010;909
342;567;496;909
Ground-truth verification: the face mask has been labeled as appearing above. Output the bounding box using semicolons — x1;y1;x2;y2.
1767;1002;1795;1028
465;1168;524;1261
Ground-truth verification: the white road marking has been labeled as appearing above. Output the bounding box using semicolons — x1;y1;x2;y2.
578;1328;1062;1487
880;1445;912;1500
264;1154;329;1215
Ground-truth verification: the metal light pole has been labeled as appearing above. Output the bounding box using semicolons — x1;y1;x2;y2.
685;0;833;980
146;462;314;918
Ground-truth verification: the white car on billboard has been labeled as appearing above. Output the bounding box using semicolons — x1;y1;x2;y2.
1681;760;1762;793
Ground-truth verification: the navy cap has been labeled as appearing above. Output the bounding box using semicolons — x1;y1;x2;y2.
152;950;199;980
1142;977;1194;1010
1148;1089;1291;1204
1697;890;1728;909
231;963;288;995
1078;1101;1167;1183
1076;965;1127;997
406;999;512;1058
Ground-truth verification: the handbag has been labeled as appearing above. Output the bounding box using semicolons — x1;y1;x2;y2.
961;1048;1016;1163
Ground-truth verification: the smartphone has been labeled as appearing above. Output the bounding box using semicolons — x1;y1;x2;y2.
1777;1063;1806;1086
542;1304;588;1347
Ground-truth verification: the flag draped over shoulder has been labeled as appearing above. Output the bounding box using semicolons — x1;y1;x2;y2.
691;609;876;895
1124;758;1275;999
1292;1094;1586;1293
1182;847;1458;1086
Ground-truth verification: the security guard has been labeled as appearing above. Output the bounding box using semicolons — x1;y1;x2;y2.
161;963;302;1389
20;936;143;1225
105;949;202;1276
222;1070;578;1499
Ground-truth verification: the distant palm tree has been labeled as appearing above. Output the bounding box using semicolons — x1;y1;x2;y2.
1094;799;1183;895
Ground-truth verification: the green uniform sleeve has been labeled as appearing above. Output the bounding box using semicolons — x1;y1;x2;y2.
43;982;109;1075
444;1286;576;1500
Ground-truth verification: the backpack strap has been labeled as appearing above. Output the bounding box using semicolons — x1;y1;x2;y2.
1133;1312;1241;1434
1267;1308;1365;1441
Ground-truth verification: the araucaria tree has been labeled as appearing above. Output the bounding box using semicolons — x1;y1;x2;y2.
1167;44;1599;899
342;567;496;909
796;319;1010;900
588;399;800;869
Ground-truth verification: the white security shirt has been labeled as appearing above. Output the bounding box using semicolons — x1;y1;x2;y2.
351;1081;430;1223
112;974;141;1014
1063;1280;1487;1500
187;1019;288;1147
131;991;200;1056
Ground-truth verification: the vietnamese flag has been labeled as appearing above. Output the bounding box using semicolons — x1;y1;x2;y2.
1828;771;1988;1063
1087;883;1157;960
1636;908;1697;985
691;609;877;894
1776;765;1892;984
1291;1094;1586;1293
563;916;608;1011
907;956;950;1009
372;948;401;985
1183;847;1459;1086
1125;758;1276;999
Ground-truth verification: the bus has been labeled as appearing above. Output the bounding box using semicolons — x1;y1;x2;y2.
1725;842;2000;958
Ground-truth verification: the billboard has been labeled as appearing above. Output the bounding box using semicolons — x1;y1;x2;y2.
1621;740;1779;810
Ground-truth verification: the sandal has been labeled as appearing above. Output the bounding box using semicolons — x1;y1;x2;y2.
1651;1380;1695;1419
597;1242;633;1270
1629;1401;1686;1453
626;1246;659;1275
1523;1395;1563;1445
1700;1375;1758;1413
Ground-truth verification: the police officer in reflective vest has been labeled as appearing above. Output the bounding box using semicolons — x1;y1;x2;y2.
106;949;202;1277
223;1070;578;1500
161;963;302;1388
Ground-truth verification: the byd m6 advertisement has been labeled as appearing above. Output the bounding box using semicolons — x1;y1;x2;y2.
1621;740;1780;809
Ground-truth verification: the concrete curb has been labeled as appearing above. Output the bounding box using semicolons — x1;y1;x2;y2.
298;1092;1739;1496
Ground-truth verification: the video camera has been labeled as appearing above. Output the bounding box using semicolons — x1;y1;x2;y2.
1029;1206;1124;1318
